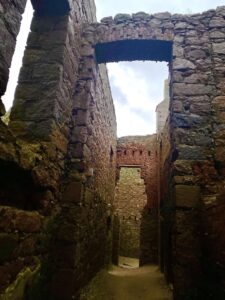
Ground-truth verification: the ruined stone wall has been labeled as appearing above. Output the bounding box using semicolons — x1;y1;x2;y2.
0;0;29;209
116;136;158;264
170;7;225;299
0;0;27;116
157;117;173;282
51;64;117;300
0;0;117;299
117;135;158;209
85;6;225;299
1;2;225;300
114;167;147;259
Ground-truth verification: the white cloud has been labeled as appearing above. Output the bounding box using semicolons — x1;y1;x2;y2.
114;101;155;137
107;61;168;137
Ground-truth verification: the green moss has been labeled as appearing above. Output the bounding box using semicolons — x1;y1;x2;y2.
0;264;40;300
1;110;10;125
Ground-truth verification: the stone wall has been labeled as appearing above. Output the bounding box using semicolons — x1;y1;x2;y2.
116;136;158;264
50;63;117;300
84;6;225;299
0;0;27;116
157;117;173;283
114;167;147;259
0;2;225;300
0;0;117;299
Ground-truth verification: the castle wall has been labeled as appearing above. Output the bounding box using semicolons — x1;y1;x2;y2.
0;1;225;299
0;1;117;299
114;167;148;259
116;136;158;265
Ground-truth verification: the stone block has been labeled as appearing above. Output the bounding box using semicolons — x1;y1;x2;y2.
172;45;184;57
114;14;132;24
173;160;193;175
172;113;204;128
212;42;225;54
173;58;196;70
175;185;200;207
14;212;43;233
209;30;225;39
212;96;225;110
190;102;211;115
209;17;225;28
75;110;89;126
215;146;225;164
71;126;88;144
63;181;83;203
154;12;171;20
186;49;207;60
177;145;207;160
69;142;84;159
173;83;212;96
174;22;188;30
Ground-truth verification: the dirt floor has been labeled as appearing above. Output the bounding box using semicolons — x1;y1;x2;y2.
80;257;173;300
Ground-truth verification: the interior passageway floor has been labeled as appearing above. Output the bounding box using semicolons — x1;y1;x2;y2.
81;259;173;300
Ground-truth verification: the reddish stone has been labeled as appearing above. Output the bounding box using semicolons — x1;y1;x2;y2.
14;212;42;233
175;185;200;208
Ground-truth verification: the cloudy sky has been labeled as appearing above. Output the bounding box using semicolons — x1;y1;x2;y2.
2;0;225;137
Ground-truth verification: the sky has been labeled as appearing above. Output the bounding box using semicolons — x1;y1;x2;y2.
2;0;225;137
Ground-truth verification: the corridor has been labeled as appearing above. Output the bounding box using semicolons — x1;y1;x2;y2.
81;260;173;300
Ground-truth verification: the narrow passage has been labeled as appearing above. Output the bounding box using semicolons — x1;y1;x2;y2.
81;259;173;300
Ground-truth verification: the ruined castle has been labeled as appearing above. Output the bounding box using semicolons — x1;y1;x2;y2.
0;0;225;299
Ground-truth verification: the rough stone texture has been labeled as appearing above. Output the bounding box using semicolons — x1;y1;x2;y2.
50;64;117;300
114;167;148;258
0;2;225;300
1;0;116;299
116;136;158;265
0;0;27;116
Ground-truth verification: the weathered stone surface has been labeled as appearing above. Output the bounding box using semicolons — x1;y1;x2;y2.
173;83;212;96
114;14;132;23
173;58;196;70
209;17;225;28
172;45;184;57
186;49;207;60
100;16;113;24
212;42;225;54
212;96;225;110
177;145;207;160
1;2;225;300
210;30;225;38
116;136;158;264
175;185;200;207
63;181;83;203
